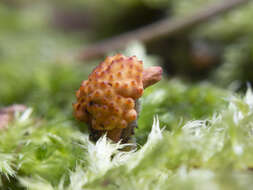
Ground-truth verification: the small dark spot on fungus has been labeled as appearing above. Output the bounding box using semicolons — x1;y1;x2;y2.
85;109;89;115
88;101;94;106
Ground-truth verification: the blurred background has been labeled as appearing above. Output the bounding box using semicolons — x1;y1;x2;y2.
1;0;253;119
1;0;253;136
1;0;253;125
1;0;253;188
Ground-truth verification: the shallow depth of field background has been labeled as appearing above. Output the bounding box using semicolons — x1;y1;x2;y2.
1;0;253;189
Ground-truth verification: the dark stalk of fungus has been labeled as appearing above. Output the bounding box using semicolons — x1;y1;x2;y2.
73;54;162;143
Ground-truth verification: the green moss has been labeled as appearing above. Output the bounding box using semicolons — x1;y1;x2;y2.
1;1;253;189
137;79;229;144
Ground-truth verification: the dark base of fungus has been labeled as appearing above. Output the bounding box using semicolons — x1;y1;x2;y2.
89;100;141;143
89;121;137;143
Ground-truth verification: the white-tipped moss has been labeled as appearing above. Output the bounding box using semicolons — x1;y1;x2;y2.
0;153;16;178
19;177;55;190
2;87;253;190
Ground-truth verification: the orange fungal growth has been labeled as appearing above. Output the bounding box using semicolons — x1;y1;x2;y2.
73;54;162;142
73;54;143;131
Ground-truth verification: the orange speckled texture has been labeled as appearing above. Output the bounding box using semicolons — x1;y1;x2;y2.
73;54;144;131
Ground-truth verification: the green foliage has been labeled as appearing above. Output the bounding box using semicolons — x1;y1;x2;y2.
66;89;253;190
0;110;86;187
0;61;93;118
1;1;253;189
7;88;252;190
172;0;253;87
173;0;253;41
0;3;96;118
137;79;229;144
1;84;251;189
211;40;253;87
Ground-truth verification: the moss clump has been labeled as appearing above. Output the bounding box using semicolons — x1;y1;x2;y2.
137;79;229;144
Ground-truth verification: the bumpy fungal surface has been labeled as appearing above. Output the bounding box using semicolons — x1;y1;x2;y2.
73;54;144;131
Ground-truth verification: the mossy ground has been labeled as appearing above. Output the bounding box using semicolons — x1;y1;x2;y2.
1;1;253;189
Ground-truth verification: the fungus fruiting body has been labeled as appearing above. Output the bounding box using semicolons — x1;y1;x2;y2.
73;54;162;142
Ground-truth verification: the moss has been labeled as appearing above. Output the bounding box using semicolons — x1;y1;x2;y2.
137;79;229;144
1;1;253;189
